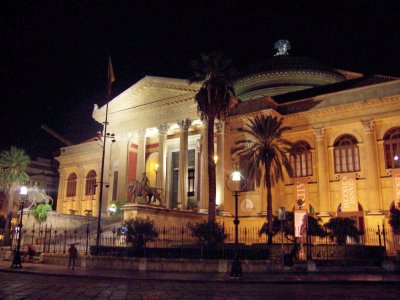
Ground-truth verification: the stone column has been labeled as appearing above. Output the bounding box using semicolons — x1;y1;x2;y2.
135;128;146;180
215;121;225;214
361;120;383;214
157;123;169;206
313;128;331;217
112;132;129;202
199;122;209;213
177;119;192;209
56;171;65;214
76;166;84;215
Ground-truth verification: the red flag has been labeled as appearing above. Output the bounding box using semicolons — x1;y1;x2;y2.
107;56;115;97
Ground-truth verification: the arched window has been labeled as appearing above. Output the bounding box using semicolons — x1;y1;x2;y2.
334;135;360;173
290;141;312;177
66;173;77;197
384;127;400;169
85;170;97;196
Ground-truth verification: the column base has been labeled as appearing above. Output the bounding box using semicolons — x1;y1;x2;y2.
366;209;383;215
258;211;267;217
317;211;331;218
198;208;208;214
218;210;232;217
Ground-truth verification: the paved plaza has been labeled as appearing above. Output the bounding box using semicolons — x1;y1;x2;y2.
0;271;399;300
0;261;399;299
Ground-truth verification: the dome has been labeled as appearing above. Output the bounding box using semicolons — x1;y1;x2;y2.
234;55;346;101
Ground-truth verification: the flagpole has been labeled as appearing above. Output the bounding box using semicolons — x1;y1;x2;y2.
95;57;115;253
95;101;109;251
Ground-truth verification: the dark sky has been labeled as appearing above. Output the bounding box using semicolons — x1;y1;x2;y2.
1;1;399;159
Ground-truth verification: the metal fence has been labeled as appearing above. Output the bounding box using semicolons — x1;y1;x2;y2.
1;224;399;259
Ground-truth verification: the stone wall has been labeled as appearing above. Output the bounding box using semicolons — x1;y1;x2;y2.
40;253;306;273
22;211;96;230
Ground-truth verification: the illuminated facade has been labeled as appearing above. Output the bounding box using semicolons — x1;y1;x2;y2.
55;49;400;229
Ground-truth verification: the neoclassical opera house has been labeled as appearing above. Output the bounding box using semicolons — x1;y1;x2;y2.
56;43;400;229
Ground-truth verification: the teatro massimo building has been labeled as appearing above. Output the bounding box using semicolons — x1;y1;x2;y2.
55;42;400;230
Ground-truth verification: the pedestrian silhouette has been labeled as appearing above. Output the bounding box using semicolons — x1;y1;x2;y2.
68;244;78;270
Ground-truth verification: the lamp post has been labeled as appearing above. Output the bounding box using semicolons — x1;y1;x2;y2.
226;165;246;277
95;121;115;252
11;186;27;268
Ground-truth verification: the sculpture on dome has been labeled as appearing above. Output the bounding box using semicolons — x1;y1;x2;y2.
274;40;291;56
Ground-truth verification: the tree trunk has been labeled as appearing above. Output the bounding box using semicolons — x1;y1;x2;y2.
266;166;273;245
5;190;14;246
207;113;216;223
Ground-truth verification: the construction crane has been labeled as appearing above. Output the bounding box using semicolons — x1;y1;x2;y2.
41;124;74;146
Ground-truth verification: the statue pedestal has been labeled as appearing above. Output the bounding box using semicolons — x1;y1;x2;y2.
122;203;206;227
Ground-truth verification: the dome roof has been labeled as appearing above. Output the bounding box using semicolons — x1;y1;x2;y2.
234;55;346;101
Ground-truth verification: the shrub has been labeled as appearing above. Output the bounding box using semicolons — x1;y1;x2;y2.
120;217;158;249
259;212;326;240
324;217;363;245
32;203;52;223
188;221;226;248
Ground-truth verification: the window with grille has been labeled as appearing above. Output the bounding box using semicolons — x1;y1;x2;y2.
66;173;77;197
384;127;400;169
290;141;312;177
85;170;96;196
334;135;360;173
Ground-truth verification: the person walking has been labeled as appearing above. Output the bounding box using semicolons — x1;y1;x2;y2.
68;244;78;270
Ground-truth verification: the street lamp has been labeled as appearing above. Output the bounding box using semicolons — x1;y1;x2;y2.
11;186;28;268
226;165;246;277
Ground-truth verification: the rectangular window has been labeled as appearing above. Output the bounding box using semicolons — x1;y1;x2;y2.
384;144;392;168
188;169;195;196
112;171;118;201
354;147;360;171
347;148;354;171
341;148;347;173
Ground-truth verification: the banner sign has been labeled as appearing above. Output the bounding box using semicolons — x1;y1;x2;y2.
392;169;400;207
340;173;358;212
294;209;308;238
294;177;308;210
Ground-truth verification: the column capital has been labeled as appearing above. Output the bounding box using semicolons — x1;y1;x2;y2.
177;118;192;131
135;128;146;138
313;127;326;140
215;121;225;133
361;119;375;133
157;123;169;135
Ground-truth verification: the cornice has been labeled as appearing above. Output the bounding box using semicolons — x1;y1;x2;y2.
234;70;343;86
285;95;400;125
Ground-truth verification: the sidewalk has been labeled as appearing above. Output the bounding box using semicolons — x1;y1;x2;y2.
0;260;399;283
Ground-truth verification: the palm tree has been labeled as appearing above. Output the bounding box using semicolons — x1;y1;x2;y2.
0;146;30;243
191;52;238;222
232;115;294;244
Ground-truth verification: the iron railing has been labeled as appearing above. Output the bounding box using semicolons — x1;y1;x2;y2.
0;224;399;259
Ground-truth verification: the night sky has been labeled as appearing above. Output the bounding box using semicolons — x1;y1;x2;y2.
1;1;399;159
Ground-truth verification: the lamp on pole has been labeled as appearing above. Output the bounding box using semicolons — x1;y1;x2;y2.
226;164;246;277
11;186;27;268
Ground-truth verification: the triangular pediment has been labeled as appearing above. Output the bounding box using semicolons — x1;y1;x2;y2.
93;76;201;123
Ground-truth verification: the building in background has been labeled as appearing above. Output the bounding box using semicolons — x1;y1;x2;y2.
0;157;59;217
55;42;400;229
